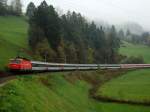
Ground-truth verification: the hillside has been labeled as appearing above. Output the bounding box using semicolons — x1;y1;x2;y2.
96;69;150;103
94;42;150;111
120;41;150;63
0;16;29;70
1;16;150;112
0;72;150;112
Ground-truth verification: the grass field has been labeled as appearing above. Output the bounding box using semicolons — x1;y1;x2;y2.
0;16;28;47
0;16;29;70
0;72;150;112
97;69;150;103
120;41;150;63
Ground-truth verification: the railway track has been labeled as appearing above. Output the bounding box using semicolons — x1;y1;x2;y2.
0;71;16;87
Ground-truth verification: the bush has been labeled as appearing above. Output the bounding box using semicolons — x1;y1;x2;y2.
121;56;144;64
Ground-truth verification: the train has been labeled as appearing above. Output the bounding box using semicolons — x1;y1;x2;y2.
8;57;150;72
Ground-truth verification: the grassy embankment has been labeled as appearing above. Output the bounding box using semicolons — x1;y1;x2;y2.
0;72;150;112
96;42;150;105
96;69;150;103
0;16;29;70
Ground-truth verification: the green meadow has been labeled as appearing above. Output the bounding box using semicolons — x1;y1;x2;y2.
120;41;150;63
97;69;150;103
0;16;29;70
96;42;150;106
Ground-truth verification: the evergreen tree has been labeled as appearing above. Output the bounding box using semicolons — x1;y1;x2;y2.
0;0;7;15
106;25;120;63
47;5;60;49
31;1;60;49
26;2;36;18
94;27;106;63
118;29;125;39
28;1;60;51
28;25;45;50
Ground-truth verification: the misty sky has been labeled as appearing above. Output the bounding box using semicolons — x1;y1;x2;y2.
21;0;150;30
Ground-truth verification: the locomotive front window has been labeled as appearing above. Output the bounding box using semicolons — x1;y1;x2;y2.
11;60;21;64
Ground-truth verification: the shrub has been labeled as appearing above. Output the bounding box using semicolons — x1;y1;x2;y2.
121;56;144;64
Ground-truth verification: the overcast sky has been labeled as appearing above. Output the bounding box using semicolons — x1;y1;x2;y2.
21;0;150;30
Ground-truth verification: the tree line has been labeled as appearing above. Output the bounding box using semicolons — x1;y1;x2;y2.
118;28;150;46
27;1;121;64
0;0;22;16
130;32;150;46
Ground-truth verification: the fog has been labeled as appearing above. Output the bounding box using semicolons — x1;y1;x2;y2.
22;0;150;31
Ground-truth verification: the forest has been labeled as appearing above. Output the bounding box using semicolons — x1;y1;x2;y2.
27;1;121;64
0;0;22;16
0;0;146;64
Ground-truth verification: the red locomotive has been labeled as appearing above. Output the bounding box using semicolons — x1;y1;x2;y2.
8;58;32;71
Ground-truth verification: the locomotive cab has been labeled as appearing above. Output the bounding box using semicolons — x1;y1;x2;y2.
8;58;32;71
